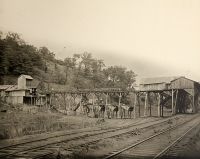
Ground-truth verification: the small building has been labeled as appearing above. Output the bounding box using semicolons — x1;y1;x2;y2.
0;85;13;101
0;75;45;106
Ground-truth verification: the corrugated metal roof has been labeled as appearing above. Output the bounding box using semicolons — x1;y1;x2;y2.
5;85;18;91
0;85;14;90
19;74;33;79
140;76;183;85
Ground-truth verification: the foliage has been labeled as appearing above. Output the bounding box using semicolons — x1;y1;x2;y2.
0;32;44;76
0;31;137;89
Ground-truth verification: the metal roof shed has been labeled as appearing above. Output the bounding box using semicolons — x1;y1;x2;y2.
137;76;200;118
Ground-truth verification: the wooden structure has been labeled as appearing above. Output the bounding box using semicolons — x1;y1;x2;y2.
44;76;200;118
138;76;200;117
0;75;45;106
47;88;131;118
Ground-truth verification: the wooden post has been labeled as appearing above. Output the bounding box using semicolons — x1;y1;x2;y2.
45;96;47;108
134;93;137;119
192;90;195;113
138;94;141;117
80;94;83;113
92;94;95;105
31;96;32;105
64;93;67;110
172;89;174;115
92;93;95;114
175;90;178;115
68;96;71;110
161;94;164;117
105;93;108;105
144;92;148;117
119;93;122;118
41;97;43;106
149;92;152;117
157;93;161;117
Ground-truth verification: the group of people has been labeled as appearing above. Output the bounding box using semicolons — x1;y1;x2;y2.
79;96;133;118
81;97;105;117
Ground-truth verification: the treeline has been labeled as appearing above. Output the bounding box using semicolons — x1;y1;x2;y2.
0;32;54;75
0;31;136;89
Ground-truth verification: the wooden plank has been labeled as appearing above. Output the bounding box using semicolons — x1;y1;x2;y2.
157;93;160;117
174;90;178;115
138;94;141;117
119;93;122;118
149;92;152;117
193;92;195;113
171;89;174;115
144;93;148;117
134;93;137;118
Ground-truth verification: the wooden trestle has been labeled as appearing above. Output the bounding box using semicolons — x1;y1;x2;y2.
46;88;132;118
45;82;199;118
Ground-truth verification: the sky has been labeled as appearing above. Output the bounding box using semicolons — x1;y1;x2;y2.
0;0;200;82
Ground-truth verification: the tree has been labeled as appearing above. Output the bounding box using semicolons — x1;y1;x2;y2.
6;32;25;46
80;52;93;75
0;31;45;76
103;66;136;89
39;47;55;61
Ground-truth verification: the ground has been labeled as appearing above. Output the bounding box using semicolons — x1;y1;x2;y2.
1;102;200;159
0;104;142;140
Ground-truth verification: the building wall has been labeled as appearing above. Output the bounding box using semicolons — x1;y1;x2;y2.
18;76;26;89
139;83;168;91
0;90;6;101
7;90;25;97
170;77;194;89
5;96;23;104
18;76;33;89
5;90;25;104
0;90;5;97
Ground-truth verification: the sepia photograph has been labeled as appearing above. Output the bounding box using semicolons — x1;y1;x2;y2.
0;0;200;158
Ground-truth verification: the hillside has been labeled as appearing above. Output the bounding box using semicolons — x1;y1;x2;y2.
0;31;137;91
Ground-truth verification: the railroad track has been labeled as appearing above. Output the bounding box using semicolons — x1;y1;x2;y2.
0;117;160;158
102;114;200;159
35;115;189;159
0;118;153;149
0;115;188;159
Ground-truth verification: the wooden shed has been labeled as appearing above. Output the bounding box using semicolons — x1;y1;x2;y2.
137;76;200;117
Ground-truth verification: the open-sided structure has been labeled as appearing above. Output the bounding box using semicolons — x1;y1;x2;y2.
138;76;200;117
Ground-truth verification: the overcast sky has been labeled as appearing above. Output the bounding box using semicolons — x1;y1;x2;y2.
0;0;200;81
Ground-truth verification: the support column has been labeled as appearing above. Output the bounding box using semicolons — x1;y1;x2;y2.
138;94;141;117
41;97;43;106
92;93;95;109
80;94;83;114
192;90;195;113
171;89;174;115
64;93;67;110
119;93;122;118
31;96;32;105
68;96;71;110
175;90;178;115
149;92;152;117
144;92;148;117
92;94;95;105
133;93;137;119
161;94;163;117
157;93;161;117
105;93;108;105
